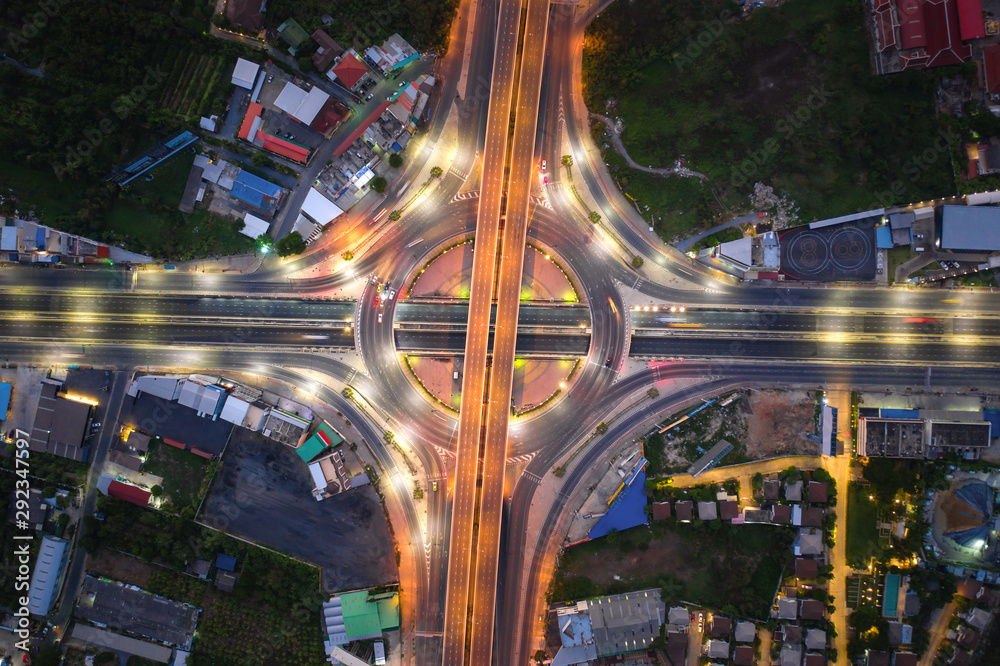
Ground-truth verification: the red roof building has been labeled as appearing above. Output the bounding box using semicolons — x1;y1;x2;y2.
238;102;263;141
957;0;985;40
897;0;928;49
983;45;1000;93
652;501;671;521
260;133;310;164
332;53;368;89
922;0;973;68
108;480;151;507
876;10;900;52
310;98;348;135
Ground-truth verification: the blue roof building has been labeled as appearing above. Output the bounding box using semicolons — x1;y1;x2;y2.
876;225;893;249
0;381;11;419
215;553;237;572
229;170;285;213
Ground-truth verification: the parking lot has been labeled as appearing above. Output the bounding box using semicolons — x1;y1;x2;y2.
201;428;398;591
119;392;234;456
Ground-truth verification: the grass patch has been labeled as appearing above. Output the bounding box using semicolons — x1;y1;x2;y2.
0;158;87;223
584;0;958;239
846;482;880;565
142;438;215;515
885;246;917;283
551;520;792;618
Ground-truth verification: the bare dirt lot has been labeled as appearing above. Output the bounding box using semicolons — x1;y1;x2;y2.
656;389;817;472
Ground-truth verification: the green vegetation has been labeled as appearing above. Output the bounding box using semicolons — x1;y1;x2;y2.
275;231;307;257
551;521;792;618
83;498;327;665
268;0;458;55
142;438;216;515
370;176;388;193
846;482;880;565
0;0;271;259
583;0;960;239
388;153;403;169
885;246;918;283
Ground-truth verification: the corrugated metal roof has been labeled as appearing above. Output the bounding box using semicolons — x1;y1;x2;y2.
941;205;1000;250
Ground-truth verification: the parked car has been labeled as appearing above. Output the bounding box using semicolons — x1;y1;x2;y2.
366;94;374;101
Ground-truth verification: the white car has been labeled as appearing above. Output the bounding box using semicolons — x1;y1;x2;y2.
378;313;383;323
388;289;396;300
541;159;547;171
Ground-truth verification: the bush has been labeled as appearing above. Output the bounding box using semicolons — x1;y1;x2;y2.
430;166;443;178
632;255;644;268
275;231;306;257
389;153;403;168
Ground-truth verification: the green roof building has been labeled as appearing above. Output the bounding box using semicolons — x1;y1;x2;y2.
341;591;382;638
375;593;400;631
297;420;343;463
277;18;310;53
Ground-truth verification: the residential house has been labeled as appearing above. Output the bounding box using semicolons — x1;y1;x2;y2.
771;504;792;525
892;653;918;666
804;628;826;651
800;599;826;621
804;654;826;666
801;507;825;528
698;501;718;521
706;640;729;660
719;499;739;521
776;597;798;620
780;644;802;666
311;29;344;72
949;649;972;666
122;430;150;455
965;607;991;632
785;480;803;501
734;621;755;643
674;501;693;522
710;615;732;638
226;0;265;32
795;558;819;579
866;652;890;666
6;488;47;530
652;502;672;521
808;481;828;503
763;478;780;500
888;622;913;646
667;607;689;628
782;624;803;645
794;529;824;556
666;631;687;666
957;628;980;650
734;645;755;666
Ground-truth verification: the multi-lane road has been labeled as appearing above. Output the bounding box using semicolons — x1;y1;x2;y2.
7;0;1000;662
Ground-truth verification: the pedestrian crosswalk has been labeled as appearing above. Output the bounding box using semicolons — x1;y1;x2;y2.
451;190;480;203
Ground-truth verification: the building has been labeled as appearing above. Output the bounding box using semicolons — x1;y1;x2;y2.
772;504;792;525
322;591;400;650
776;597;798;620
674;500;693;522
27;536;70;616
783;624;803;644
652;501;672;521
76;575;200;648
301;187;345;226
780;644;803;666
785;480;803;501
706;640;729;660
259;132;311;164
763;478;780;500
940;205;1000;252
868;0;975;75
97;474;151;507
312;29;343;72
719;499;739;521
364;34;419;74
69;624;173;663
734;645;755;666
710;615;732;638
274;81;330;127
808;481;828;503
794;528;824;556
330;50;369;90
586;589;665;657
219;394;268;430
226;0;265;32
0;381;10;419
805;628;826;650
240;212;270;239
122;430;151;455
801;598;826;620
889;212;915;245
687;439;735;477
735;621;755;643
276;18;310;53
129;375;183;401
795;558;819;579
238;102;264;142
108;450;142;471
229;169;285;215
177;379;227;418
297;420;343;464
262;408;310;446
231;58;260;89
697;501;718;521
29;382;91;461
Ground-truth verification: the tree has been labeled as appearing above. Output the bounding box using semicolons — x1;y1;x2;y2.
562;154;573;168
275;231;307;257
430;166;443;178
151;485;163;498
256;234;272;250
588;210;601;224
532;650;548;664
297;57;313;73
388;210;401;222
596;422;609;435
389;152;403;168
251;151;267;167
632;255;644;268
647;387;659;399
341;250;354;261
370;176;387;193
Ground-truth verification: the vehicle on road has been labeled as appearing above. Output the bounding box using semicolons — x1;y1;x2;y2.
378;313;383;323
366;94;374;101
604;357;612;368
374;294;381;308
541;159;546;171
432;481;438;491
388;289;396;300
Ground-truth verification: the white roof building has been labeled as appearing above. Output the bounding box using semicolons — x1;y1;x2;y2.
177;380;226;416
232;58;261;89
301;187;344;225
241;213;270;239
199;116;217;132
27;536;70;616
220;394;251;426
1;226;18;252
193;155;228;184
128;375;183;401
274;82;329;125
